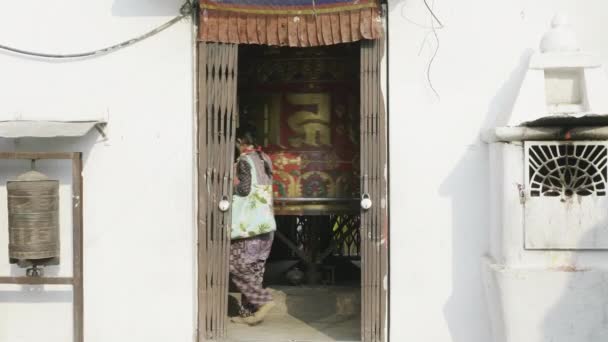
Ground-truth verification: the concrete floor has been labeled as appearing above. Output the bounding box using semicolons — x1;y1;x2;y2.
227;286;361;342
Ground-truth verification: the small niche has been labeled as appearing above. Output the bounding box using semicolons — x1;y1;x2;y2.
544;68;588;114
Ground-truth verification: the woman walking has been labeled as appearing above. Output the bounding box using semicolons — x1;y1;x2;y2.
230;127;276;325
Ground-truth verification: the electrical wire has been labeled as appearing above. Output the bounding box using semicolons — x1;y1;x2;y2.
426;15;440;100
0;1;193;59
423;0;443;100
423;0;444;28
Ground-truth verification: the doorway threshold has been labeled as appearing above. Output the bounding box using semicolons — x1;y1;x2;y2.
227;286;361;342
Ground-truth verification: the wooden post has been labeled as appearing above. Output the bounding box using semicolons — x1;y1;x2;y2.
72;152;84;342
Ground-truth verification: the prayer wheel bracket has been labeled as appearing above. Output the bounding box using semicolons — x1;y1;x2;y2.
0;152;84;342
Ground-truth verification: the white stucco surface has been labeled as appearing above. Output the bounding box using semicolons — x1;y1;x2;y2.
486;140;608;341
0;1;195;341
388;1;608;342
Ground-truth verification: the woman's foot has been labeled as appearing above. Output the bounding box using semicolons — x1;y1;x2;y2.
231;315;262;326
249;301;276;323
230;316;250;325
231;301;276;326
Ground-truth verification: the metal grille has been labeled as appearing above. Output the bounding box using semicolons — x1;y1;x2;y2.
527;143;608;197
332;214;361;257
274;214;361;259
197;42;238;341
360;38;388;342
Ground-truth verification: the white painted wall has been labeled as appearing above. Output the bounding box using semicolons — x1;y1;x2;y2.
0;1;195;341
3;0;608;341
388;1;608;342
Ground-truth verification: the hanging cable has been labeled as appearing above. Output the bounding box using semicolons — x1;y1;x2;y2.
423;0;444;28
0;1;193;59
423;0;443;100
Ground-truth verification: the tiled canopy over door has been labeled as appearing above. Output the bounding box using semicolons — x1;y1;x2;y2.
197;42;238;341
360;38;388;342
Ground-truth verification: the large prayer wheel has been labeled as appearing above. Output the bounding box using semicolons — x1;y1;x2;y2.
7;170;60;265
238;44;361;215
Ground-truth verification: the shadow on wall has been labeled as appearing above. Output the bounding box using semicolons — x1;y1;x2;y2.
111;0;185;16
0;132;100;304
484;49;535;129
438;50;532;342
541;228;608;342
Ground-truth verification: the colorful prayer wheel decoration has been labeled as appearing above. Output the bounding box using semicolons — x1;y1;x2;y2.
239;44;360;214
7;170;60;267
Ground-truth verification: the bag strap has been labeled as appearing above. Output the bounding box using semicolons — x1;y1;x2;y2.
242;155;259;186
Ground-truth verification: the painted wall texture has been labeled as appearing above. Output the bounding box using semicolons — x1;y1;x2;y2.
0;1;195;341
388;1;608;342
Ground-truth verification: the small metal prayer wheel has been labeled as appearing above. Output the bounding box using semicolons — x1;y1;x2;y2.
7;170;60;268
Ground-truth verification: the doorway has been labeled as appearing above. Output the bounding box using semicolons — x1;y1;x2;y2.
197;38;387;342
230;43;361;341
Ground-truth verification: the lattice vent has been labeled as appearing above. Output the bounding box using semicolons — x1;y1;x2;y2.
527;142;608;197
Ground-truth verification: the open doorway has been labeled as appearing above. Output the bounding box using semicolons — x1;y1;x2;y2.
197;37;387;342
228;43;362;341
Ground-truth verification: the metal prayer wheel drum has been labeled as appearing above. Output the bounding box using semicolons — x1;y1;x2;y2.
7;170;60;266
